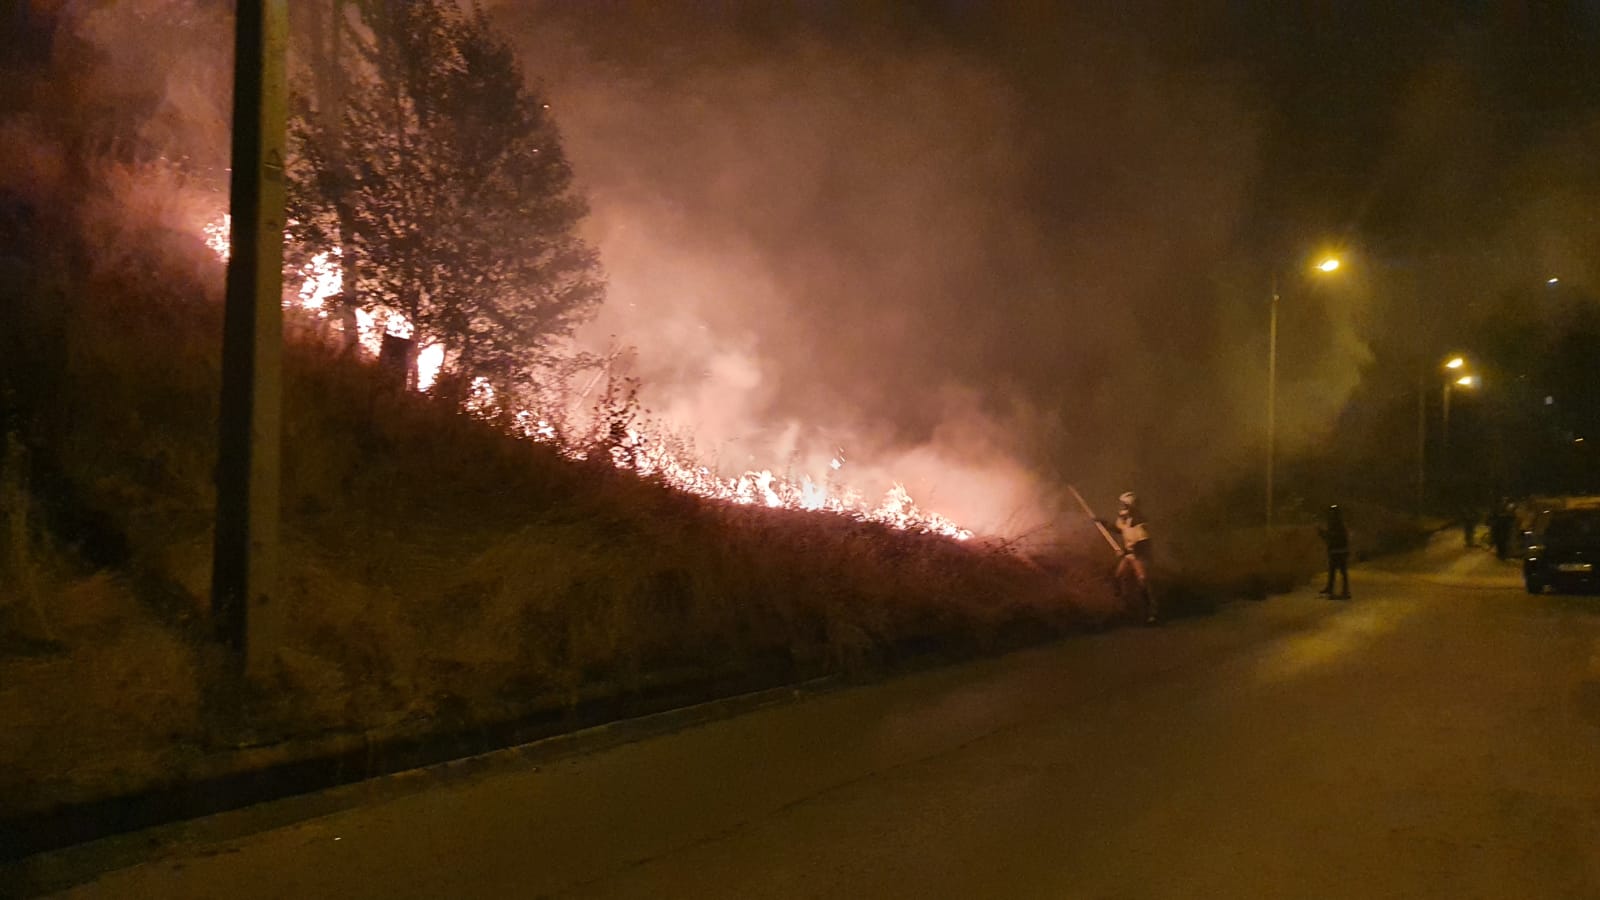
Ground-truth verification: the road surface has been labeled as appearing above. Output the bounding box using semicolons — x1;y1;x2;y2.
22;536;1600;898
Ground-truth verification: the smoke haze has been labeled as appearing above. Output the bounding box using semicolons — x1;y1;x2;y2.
491;2;1281;529
1;1;231;281
14;1;1600;533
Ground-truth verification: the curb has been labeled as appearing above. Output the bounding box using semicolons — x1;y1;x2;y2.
0;663;842;864
2;548;1376;869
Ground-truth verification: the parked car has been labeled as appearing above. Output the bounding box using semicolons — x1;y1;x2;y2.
1523;507;1600;594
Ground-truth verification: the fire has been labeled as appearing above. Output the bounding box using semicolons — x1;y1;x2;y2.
564;420;975;540
202;215;343;310
201;216;975;541
297;249;342;309
416;344;445;390
203;214;231;260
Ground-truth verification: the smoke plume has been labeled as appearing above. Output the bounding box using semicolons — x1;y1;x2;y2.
491;3;1276;529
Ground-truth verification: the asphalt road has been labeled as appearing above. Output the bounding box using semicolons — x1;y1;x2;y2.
27;537;1600;898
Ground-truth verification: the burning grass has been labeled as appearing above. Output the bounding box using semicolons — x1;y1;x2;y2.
0;245;1110;816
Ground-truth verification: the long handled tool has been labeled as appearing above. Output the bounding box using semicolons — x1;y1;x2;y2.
1068;484;1124;555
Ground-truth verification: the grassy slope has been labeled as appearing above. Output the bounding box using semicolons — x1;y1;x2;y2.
1;242;1432;815
0;251;1115;813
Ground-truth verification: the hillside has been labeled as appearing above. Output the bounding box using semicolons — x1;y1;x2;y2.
0;232;1115;818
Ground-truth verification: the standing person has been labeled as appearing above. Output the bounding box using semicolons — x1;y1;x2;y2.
1489;498;1514;560
1317;504;1350;599
1461;506;1477;549
1114;492;1157;624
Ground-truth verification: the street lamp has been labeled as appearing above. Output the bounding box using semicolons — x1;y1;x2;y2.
1443;372;1479;450
1418;355;1478;511
1267;255;1343;526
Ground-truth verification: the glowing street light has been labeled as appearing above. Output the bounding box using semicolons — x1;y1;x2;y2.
1267;254;1344;525
1418;355;1478;511
1442;362;1479;454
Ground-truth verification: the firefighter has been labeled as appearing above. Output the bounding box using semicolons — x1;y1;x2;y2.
1114;492;1157;624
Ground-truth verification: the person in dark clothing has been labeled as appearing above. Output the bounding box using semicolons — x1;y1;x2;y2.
1317;505;1350;599
1488;498;1515;561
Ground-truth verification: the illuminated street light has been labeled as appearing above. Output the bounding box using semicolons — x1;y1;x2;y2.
1419;355;1478;512
1267;253;1344;525
1442;366;1479;454
1547;277;1560;285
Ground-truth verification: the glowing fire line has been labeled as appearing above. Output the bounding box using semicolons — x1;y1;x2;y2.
203;216;974;540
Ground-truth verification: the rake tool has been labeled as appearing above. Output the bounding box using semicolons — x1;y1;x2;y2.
1068;484;1124;556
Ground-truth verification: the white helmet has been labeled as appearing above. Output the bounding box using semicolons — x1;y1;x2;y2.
1119;491;1137;508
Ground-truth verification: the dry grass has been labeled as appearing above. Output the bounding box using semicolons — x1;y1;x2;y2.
1;232;1437;816
0;243;1111;812
1158;525;1323;612
1159;503;1435;613
0;572;203;811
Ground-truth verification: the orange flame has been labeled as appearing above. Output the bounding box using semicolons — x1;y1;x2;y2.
201;216;975;540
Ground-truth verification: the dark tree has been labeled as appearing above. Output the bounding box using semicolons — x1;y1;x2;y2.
288;1;603;393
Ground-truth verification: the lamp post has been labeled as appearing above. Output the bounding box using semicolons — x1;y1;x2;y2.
1267;274;1278;526
1267;256;1341;526
1416;373;1426;513
1418;355;1475;511
1443;372;1478;452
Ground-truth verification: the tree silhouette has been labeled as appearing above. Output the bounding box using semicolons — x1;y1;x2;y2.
288;1;603;393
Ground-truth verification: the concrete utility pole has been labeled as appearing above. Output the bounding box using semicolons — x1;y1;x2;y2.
1416;373;1427;514
212;0;289;680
